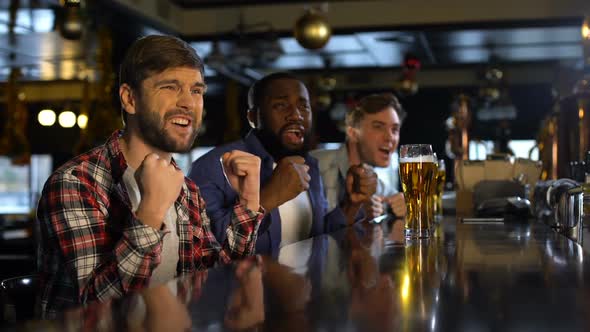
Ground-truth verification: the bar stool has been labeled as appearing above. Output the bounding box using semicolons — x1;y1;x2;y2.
0;275;38;323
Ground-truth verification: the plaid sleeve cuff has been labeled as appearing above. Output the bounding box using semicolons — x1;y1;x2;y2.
124;217;168;254
226;202;264;243
232;202;265;225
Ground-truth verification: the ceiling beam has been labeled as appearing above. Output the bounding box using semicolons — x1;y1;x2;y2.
109;0;185;34
293;62;570;91
112;0;590;37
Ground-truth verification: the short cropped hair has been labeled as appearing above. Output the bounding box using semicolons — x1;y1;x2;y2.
119;35;204;91
247;72;300;112
345;93;406;128
119;35;204;126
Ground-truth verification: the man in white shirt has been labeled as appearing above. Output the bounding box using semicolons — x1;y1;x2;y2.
311;93;407;219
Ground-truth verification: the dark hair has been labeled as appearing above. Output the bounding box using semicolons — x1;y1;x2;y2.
119;35;204;91
345;93;406;127
247;72;300;112
119;35;205;126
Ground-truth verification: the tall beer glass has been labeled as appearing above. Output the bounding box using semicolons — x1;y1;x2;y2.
434;159;446;220
426;154;438;227
400;144;436;238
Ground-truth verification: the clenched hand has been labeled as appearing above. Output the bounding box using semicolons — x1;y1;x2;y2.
221;150;261;211
260;156;310;211
346;164;378;205
364;195;384;220
135;153;184;229
383;192;406;217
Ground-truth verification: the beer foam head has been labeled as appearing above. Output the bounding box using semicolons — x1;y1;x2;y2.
399;156;436;163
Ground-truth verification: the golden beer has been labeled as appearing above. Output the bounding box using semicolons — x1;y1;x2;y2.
427;163;438;226
434;168;446;219
400;160;437;238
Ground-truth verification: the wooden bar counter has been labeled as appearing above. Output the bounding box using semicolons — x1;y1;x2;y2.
14;215;590;331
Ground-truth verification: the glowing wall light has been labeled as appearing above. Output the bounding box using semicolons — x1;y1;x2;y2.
77;114;88;129
38;109;56;126
58;111;77;128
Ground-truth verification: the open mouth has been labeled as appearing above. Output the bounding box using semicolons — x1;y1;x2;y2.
282;126;305;145
378;147;393;158
170;117;192;128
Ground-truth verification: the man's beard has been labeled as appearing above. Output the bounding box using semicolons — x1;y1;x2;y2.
254;126;311;161
136;106;198;153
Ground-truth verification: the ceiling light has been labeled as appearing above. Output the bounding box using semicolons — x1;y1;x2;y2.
38;109;56;126
58;111;77;128
77;114;88;129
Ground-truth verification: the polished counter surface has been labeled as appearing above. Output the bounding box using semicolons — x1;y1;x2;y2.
18;217;590;331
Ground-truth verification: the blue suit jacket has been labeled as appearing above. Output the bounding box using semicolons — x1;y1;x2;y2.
188;131;348;254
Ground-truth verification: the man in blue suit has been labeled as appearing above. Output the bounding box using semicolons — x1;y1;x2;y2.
189;72;376;254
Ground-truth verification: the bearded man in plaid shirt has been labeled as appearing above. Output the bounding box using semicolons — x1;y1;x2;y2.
36;35;264;318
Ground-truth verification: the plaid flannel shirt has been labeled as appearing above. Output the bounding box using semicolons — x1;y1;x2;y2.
36;130;262;318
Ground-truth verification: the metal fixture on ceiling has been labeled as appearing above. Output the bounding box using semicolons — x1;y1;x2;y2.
376;31;437;66
293;6;331;50
57;0;83;40
203;15;283;84
479;64;503;103
376;33;416;44
393;53;421;96
475;63;517;122
314;56;336;110
8;0;18;45
204;41;224;70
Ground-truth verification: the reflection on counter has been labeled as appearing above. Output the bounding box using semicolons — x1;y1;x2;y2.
12;216;590;331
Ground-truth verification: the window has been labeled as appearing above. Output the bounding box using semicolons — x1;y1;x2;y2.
468;140;539;160
0;155;52;214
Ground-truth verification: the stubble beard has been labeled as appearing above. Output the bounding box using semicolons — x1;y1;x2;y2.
136;106;199;153
255;125;310;161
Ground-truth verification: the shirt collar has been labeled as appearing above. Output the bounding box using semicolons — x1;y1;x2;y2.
105;130;127;183
244;130;274;164
105;129;180;183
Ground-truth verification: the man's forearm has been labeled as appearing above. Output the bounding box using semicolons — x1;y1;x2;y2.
200;203;263;268
259;186;280;212
83;220;164;300
225;203;263;256
40;175;164;304
72;224;163;303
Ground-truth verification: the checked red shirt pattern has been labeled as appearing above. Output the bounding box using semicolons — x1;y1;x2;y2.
36;130;262;318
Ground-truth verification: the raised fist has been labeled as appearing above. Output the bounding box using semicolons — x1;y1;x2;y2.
135;153;184;229
346;164;378;205
261;156;310;211
221;150;261;211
